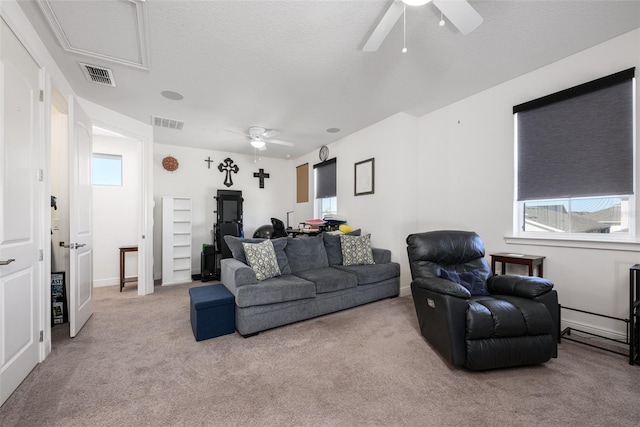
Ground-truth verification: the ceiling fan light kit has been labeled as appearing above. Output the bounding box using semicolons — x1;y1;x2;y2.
251;139;266;149
402;0;432;6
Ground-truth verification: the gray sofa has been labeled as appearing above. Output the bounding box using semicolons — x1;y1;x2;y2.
221;234;400;336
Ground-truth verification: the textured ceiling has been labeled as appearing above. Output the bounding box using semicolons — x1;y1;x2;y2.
18;0;640;159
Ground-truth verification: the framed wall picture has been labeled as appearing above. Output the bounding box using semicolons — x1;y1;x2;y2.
51;272;68;326
354;158;375;196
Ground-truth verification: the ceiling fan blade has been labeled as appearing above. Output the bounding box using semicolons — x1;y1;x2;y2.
262;129;280;139
362;0;404;52
433;0;483;35
224;129;250;137
267;138;295;147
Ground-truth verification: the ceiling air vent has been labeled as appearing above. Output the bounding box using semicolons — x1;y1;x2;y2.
79;63;116;87
151;116;184;130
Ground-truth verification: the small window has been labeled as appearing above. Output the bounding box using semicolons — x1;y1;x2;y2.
522;196;630;234
92;153;122;186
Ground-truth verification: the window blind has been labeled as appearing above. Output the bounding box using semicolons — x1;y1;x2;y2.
314;158;336;199
514;68;634;201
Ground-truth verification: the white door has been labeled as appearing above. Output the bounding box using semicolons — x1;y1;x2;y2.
0;18;42;406
68;98;93;337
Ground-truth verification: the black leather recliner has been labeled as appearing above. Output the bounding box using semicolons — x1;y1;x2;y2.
406;230;559;370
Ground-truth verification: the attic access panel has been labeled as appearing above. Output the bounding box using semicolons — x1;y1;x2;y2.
37;0;150;69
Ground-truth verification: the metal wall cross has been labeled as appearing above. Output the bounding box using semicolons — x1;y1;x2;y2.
204;156;214;169
253;168;270;188
218;157;239;187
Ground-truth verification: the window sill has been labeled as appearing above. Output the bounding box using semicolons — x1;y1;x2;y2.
505;235;640;252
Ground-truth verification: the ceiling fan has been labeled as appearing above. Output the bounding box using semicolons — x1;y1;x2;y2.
226;126;295;151
362;0;483;52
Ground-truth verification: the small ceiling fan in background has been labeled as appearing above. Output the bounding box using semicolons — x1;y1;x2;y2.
362;0;483;52
225;126;295;151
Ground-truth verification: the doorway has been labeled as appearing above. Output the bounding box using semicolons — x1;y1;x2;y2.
50;89;70;343
92;128;141;292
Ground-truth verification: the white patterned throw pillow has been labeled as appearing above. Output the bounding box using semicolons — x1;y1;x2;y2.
242;240;281;281
340;234;375;266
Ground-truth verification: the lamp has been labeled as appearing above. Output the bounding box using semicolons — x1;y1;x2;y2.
251;139;265;149
402;0;432;6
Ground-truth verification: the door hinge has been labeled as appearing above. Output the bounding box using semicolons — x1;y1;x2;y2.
39;330;44;342
39;90;44;102
36;169;44;181
38;249;43;261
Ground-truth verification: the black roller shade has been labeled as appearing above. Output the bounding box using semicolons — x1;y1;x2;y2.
314;158;336;199
515;68;634;201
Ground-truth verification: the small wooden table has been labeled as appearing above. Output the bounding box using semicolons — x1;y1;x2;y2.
490;252;545;278
119;245;138;292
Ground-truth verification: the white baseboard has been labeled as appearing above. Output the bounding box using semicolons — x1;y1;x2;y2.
399;285;411;297
93;278;119;288
561;318;627;342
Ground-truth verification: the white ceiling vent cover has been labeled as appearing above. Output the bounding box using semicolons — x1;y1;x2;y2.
151;116;184;130
79;63;116;87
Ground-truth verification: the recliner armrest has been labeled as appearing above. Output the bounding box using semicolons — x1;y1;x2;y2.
487;274;553;298
411;277;471;299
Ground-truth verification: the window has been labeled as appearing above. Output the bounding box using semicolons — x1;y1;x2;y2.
514;68;635;237
314;158;336;218
92;153;122;186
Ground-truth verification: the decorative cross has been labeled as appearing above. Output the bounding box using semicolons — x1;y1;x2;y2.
253;168;270;189
204;156;214;169
218;157;239;187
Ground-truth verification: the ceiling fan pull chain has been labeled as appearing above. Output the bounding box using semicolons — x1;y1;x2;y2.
402;4;407;53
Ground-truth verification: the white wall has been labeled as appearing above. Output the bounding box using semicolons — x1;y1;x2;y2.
92;135;140;287
153;144;294;279
291;112;419;294
415;29;640;337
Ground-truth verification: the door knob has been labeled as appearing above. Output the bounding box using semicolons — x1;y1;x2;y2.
59;241;72;248
0;258;16;265
74;243;86;249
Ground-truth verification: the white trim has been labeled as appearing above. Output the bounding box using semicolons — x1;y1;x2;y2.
78;97;154;296
505;235;640;252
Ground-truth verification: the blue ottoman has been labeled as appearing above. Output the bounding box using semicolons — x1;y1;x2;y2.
189;284;235;341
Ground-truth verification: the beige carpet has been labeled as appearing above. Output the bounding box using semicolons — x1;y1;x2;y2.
1;282;639;426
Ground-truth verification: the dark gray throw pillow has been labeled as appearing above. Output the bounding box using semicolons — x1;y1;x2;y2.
224;236;291;274
439;269;490;296
322;229;361;266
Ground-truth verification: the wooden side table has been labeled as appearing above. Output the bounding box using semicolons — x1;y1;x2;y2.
490;252;545;277
119;245;138;292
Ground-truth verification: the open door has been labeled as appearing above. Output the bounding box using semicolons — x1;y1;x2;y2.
68;97;93;337
0;18;43;406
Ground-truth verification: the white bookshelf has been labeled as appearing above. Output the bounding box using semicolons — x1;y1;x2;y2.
162;197;192;285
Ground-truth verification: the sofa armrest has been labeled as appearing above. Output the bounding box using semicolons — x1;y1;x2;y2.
372;248;391;264
220;258;257;296
411;277;471;299
487;274;553;298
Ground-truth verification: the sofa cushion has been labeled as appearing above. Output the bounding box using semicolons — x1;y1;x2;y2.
334;262;400;285
234;274;316;308
340;234;374;266
285;236;328;273
323;229;361;265
294;267;357;294
225;236;291;274
242;240;281;281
